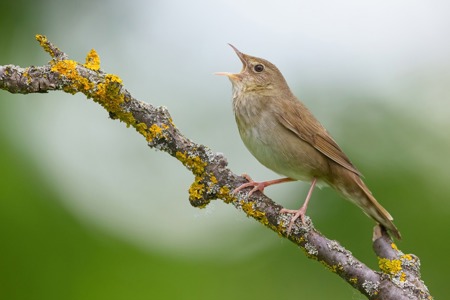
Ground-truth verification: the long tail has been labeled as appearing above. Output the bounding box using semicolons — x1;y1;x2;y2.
332;170;401;240
354;179;401;239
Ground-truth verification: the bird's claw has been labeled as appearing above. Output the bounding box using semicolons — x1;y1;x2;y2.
232;174;266;196
280;207;307;235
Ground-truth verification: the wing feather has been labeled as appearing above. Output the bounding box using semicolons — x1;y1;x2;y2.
276;104;361;176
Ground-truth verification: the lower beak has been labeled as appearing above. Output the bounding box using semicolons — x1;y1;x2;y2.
214;72;239;81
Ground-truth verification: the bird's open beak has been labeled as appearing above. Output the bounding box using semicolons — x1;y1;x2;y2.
214;71;231;77
227;44;247;68
214;71;239;80
214;44;247;80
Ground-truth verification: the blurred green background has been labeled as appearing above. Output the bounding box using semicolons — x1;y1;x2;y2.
1;1;449;299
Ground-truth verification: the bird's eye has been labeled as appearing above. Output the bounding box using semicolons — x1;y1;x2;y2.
253;64;264;73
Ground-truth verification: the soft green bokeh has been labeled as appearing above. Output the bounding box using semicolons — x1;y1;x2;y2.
1;1;449;299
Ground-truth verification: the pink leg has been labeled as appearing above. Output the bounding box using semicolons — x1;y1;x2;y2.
233;174;295;197
280;178;317;234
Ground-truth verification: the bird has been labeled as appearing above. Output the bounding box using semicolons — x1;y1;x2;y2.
216;44;401;239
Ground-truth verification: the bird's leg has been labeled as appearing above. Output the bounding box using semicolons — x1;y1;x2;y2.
233;174;295;197
280;178;317;234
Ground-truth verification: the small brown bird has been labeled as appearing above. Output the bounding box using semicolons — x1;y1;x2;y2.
217;45;401;239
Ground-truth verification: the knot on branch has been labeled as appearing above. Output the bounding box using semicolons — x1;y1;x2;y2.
174;146;235;207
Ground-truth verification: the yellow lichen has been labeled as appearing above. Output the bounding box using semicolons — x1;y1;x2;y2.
349;277;358;285
391;243;398;251
95;74;123;99
35;34;55;57
269;222;283;236
331;264;344;273
23;68;32;84
135;122;148;139
84;49;101;70
210;175;218;185
400;272;407;282
218;185;235;203
241;201;254;214
148;124;164;140
207;175;234;203
168;117;176;128
206;174;224;197
175;151;207;175
322;262;342;273
378;258;402;275
319;260;335;271
189;177;205;201
91;73;138;128
240;200;268;225
95;74;125;109
401;254;412;261
51;59;93;92
51;59;77;75
36;35;142;132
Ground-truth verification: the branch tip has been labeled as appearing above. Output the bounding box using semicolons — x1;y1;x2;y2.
35;34;68;61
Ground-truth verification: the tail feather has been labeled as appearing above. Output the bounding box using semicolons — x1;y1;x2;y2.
353;179;401;240
331;168;402;240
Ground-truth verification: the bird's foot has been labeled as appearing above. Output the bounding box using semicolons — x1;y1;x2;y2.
280;178;317;235
232;174;266;197
280;206;307;235
232;174;294;197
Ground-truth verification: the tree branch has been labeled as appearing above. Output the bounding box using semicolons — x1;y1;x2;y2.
0;35;432;300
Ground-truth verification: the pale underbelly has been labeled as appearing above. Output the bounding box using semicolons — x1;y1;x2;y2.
239;124;330;184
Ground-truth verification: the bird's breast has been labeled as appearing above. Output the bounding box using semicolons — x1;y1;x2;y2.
233;95;330;181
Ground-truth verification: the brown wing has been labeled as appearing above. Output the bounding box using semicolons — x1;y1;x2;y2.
276;102;362;176
313;133;361;176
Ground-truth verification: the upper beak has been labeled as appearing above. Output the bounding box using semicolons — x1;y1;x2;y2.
227;44;247;67
214;44;247;80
